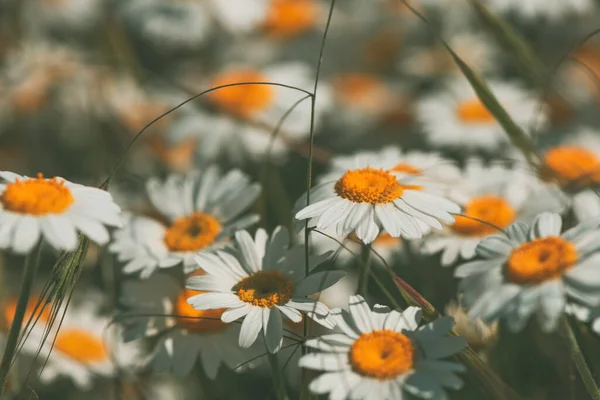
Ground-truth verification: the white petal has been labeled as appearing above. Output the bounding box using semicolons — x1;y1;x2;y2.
348;295;373;333
239;307;263;348
13;217;41;254
263;308;283;353
221;304;252;323
235;230;262;273
187;293;243;310
532;212;562;238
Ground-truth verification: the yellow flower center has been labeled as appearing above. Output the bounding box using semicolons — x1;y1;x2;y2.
3;296;50;329
349;330;415;380
264;0;317;38
390;163;421;175
452;196;516;236
373;232;402;246
54;328;108;364
335;168;409;204
175;289;227;333
1;173;74;215
542;146;600;189
209;69;275;117
164;212;221;252
456;99;495;124
505;236;578;285
234;271;294;307
334;73;383;106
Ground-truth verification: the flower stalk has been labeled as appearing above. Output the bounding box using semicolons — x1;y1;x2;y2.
0;243;42;394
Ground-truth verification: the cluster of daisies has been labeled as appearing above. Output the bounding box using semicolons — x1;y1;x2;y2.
2;0;600;399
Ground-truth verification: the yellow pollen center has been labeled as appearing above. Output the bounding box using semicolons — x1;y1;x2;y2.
335;168;407;204
506;236;578;285
350;330;415;380
452;196;516;236
175;289;227;333
542;146;600;189
209;70;275;117
54;329;108;364
234;271;294;307
164;212;221;252
1;173;74;215
456;99;495;124
264;0;317;37
390;163;421;175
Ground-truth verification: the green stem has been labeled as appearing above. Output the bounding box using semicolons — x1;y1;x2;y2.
357;246;372;297
560;317;600;400
0;243;42;394
267;351;289;400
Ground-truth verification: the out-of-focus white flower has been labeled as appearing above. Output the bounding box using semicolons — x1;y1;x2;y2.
109;167;260;278
9;294;144;391
422;159;563;266
456;212;600;332
0;172;121;254
119;272;257;379
186;227;343;353
169;62;331;164
538;128;600;222
483;0;595;20
295;148;460;244
299;295;466;400
416;78;546;153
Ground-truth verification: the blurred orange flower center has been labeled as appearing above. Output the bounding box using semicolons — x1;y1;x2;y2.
3;297;50;329
175;289;227;333
264;0;317;38
235;271;293;307
350;330;414;379
2;173;74;215
164;212;221;252
506;236;577;285
210;70;274;117
335;73;382;105
335;168;413;204
543;146;600;188
373;232;401;246
456;99;495;124
452;196;515;236
390;163;421;174
54;329;107;364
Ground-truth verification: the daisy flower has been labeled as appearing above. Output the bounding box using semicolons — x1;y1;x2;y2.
294;148;460;244
119;272;257;378
5;294;143;390
422;159;562;266
0;172;121;254
169;62;331;163
538;128;600;222
416;78;547;153
456;212;600;332
484;0;595;20
109;167;260;278
299;295;466;400
186;227;344;353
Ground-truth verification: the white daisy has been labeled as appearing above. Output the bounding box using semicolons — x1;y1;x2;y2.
7;294;143;391
211;0;321;38
0;172;121;254
109;167;260;278
186;227;344;353
119;272;256;379
422;159;563;266
294;148;461;244
483;0;595;20
299;295;466;400
456;212;600;332
168;62;331;164
537;128;600;222
416;78;547;152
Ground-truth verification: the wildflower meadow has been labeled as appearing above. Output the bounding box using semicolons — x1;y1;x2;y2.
2;0;600;399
